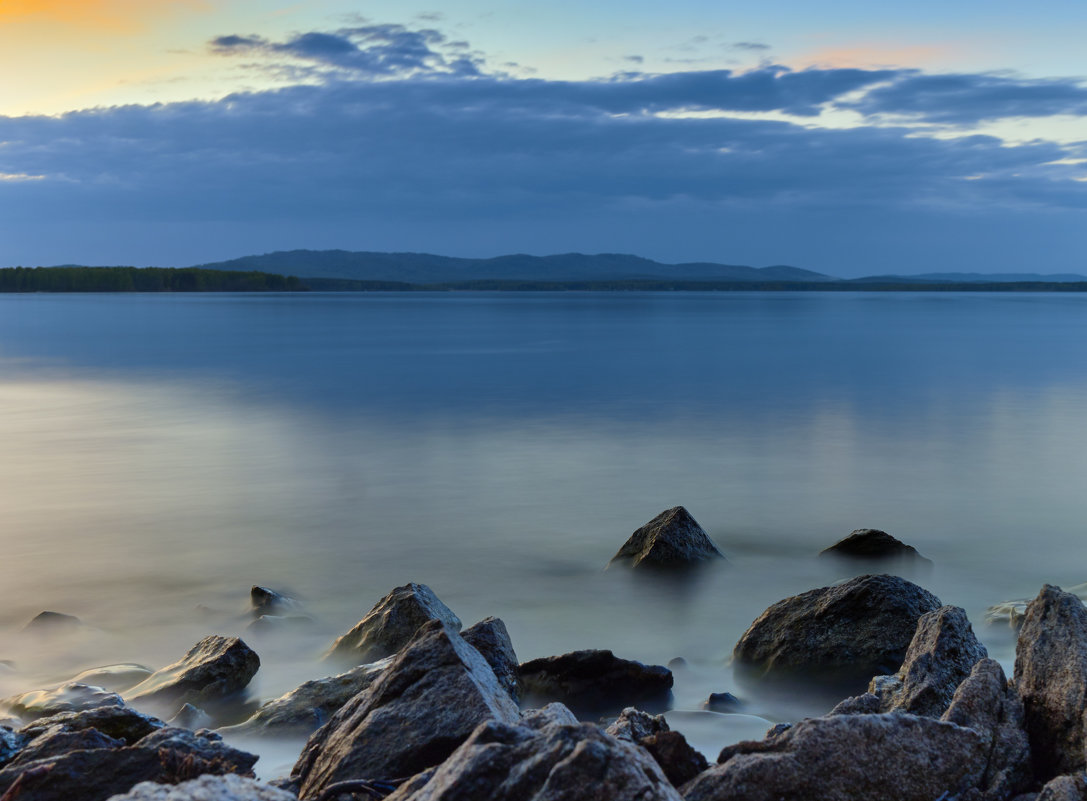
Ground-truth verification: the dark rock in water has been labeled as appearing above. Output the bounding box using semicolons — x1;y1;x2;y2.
683;713;989;801
18;704;164;744
292;619;520;799
819;528;932;565
4;725;122;770
519;649;673;717
609;506;725;569
732;574;942;691
667;656;688;671
106;774;298;800
383;707;683;801
606;707;669;742
250;585;303;617
223;658;392;736
168;703;213;731
126;635;260;713
22;611;81;633
2;682;124;720
1015;584;1087;779
1036;774;1087;801
641;730;709;788
0;725;256;801
702;692;744;713
461;616;520;701
69;664;153;693
324;582;462;664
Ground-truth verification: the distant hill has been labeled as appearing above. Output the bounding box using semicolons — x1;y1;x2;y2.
855;272;1087;284
190;250;835;284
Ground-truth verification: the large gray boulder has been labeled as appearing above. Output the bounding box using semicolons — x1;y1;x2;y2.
683;713;990;801
126;636;260;714
324;582;462;664
292;619;520;799
818;529;932;566
732;574;942;691
383;707;683;801
461;617;520;701
608;506;724;569
105;774;298;801
519;649;673;717
1015;584;1087;779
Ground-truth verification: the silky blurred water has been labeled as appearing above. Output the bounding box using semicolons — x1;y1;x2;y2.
0;291;1085;766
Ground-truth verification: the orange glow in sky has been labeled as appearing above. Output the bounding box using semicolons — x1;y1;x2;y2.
0;0;208;31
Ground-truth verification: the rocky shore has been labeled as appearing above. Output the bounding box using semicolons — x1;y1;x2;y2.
1;514;1085;800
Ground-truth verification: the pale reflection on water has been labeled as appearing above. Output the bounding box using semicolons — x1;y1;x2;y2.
0;292;1085;766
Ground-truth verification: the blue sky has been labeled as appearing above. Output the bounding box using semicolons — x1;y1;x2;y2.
0;0;1084;276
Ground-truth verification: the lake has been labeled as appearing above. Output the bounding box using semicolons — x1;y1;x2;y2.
0;290;1084;769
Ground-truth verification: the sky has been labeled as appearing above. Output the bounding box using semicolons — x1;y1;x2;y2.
0;0;1085;276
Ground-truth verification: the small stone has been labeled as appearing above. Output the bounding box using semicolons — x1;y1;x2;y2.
818;529;932;565
609;506;725;569
606;707;669;742
702;692;743;713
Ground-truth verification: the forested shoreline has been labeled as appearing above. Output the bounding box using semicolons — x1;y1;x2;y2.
0;267;304;292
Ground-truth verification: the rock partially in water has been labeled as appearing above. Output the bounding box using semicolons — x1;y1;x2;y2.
293;619;520;799
732;574;942;691
126;635;260;714
250;585;303;618
3;724;122;771
224;658;392;736
608;506;725;569
988;582;1087;629
702;692;743;713
69;664;153;693
818;529;932;566
383;711;683;801
324;582;462;665
106;774;298;801
461;617;520;701
169;703;214;731
519;649;673;717
22;611;82;633
1015;584;1087;779
684;713;989;801
18;704;164;744
2;683;124;720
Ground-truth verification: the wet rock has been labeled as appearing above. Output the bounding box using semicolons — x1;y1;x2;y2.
519;650;673;717
640;730;709;788
3;682;124;719
250;586;303;618
702;692;743;713
1015;584;1087;779
22;611;82;632
1036;774;1087;801
683;713;989;801
18;704;164;744
223;658;392;736
0;726;256;801
169;703;214;731
608;506;724;569
70;664;153;693
943;658;1033;800
461;617;520;701
606;707;669;742
126;635;260;713
818;528;932;565
324;582;462;665
732;574;942;691
106;773;298;800
292;619;520;799
383;712;683;801
4;725;122;770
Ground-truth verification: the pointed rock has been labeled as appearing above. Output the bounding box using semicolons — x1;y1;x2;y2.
125;635;259;714
461;617;520;701
609;506;724;569
819;529;932;565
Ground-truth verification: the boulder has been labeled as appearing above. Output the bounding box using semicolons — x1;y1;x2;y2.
606;707;670;742
222;658;392;736
69;664;153;693
702;692;743;713
104;774;298;800
683;713;989;801
3;725;122;770
324;582;462;664
988;582;1087;629
461;617;520;701
292;619;520;799
249;585;303;617
382;711;683;801
2;682;124;719
18;704;164;744
126;636;260;713
608;506;724;569
732;574;942;691
1037;774;1087;801
640;730;709;788
519;650;673;717
1015;584;1087;779
818;529;932;565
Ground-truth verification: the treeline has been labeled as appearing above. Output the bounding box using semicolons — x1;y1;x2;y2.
0;267;305;292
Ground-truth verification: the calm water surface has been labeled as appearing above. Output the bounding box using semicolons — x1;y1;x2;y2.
0;291;1085;769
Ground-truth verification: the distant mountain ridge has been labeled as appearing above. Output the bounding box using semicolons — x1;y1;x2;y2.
190;250;834;284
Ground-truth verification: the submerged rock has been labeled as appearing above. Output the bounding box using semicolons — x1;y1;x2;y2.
126;635;260;714
249;585;303;618
1015;584;1087;779
702;692;744;713
324;582;462;665
22;611;81;633
818;529;932;565
293;619;520;799
2;682;124;720
461;617;520;701
609;506;725;569
732;574;942;691
69;664;153;693
168;703;214;731
519;649;673;717
106;774;298;801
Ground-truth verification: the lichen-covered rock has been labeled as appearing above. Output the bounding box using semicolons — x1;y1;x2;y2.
461;617;520;701
683;713;989;801
324;582;462;664
1015;584;1087;780
292;620;520;799
105;774;298;800
126;636;260;713
608;506;724;569
732;574;942;691
520;650;673;717
818;529;932;565
383;713;683;801
3;682;124;719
